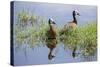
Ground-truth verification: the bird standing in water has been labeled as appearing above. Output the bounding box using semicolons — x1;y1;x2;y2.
46;18;57;60
61;10;80;58
71;10;80;58
69;10;80;58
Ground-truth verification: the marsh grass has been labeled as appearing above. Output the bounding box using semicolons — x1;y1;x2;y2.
61;22;97;57
14;11;97;57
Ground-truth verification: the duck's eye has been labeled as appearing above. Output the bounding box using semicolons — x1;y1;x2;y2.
74;10;80;16
76;13;80;16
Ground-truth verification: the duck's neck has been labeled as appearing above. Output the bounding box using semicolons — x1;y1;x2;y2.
49;24;54;31
73;13;77;25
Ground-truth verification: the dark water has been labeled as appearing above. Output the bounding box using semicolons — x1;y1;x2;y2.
13;1;97;66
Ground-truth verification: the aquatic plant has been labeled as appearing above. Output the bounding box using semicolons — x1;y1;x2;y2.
60;22;97;57
15;10;48;47
79;22;97;56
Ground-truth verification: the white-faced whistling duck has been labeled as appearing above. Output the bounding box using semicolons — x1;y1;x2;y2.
46;18;57;60
71;10;80;58
61;10;80;58
62;10;80;33
68;10;80;29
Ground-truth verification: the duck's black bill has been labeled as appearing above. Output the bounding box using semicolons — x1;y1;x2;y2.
52;21;56;24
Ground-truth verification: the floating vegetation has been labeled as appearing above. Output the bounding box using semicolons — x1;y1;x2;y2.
14;10;97;58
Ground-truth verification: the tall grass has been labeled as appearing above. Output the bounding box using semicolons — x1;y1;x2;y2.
14;10;97;57
60;22;97;56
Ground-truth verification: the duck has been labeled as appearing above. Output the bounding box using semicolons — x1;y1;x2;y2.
46;18;57;60
68;10;80;29
71;10;80;58
60;10;80;58
70;10;80;58
61;10;80;35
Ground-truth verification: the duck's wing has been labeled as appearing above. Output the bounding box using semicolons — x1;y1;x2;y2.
68;22;77;29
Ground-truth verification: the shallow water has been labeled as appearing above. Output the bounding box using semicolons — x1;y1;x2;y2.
14;43;97;66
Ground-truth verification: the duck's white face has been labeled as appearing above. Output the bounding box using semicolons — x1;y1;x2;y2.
49;18;57;29
74;10;80;16
50;18;56;24
50;18;54;22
